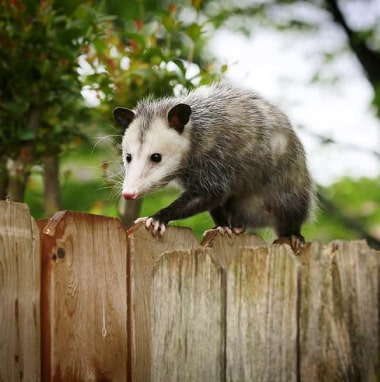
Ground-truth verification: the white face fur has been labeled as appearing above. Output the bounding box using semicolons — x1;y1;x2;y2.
121;117;191;199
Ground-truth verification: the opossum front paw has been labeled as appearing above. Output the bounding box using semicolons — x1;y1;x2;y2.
146;217;167;235
134;216;166;235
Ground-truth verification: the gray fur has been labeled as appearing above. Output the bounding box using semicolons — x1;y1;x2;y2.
118;82;314;242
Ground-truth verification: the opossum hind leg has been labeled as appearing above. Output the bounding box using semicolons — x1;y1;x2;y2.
208;206;246;235
273;215;306;255
273;234;305;255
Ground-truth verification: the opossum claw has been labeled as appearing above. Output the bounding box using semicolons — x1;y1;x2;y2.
145;217;153;228
216;226;233;236
135;216;166;236
273;235;305;255
290;235;304;255
204;226;238;237
134;216;149;225
158;223;166;235
151;218;166;235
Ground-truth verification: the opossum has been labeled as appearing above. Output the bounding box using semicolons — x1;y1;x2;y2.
113;83;314;253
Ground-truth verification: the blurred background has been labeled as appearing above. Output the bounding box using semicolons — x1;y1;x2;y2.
1;0;379;247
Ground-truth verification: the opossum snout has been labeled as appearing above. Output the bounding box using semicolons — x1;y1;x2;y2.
122;190;138;200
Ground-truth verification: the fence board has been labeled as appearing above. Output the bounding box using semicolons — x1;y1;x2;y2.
127;223;200;382
152;249;224;381
226;245;300;382
300;241;380;381
39;211;128;381
202;230;266;268
2;201;380;382
0;201;40;381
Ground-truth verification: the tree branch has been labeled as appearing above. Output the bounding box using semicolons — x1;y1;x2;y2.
324;0;380;89
297;124;380;160
318;191;380;250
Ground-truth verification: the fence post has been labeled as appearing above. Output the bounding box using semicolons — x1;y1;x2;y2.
2;201;379;381
149;236;380;382
300;240;380;381
0;201;41;381
39;211;128;381
226;244;300;381
202;230;266;268
152;249;224;381
127;223;200;382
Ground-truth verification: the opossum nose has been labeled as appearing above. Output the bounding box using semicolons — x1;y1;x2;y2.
122;191;137;200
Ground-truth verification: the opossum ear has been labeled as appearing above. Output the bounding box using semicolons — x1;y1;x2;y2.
168;103;192;133
113;107;135;128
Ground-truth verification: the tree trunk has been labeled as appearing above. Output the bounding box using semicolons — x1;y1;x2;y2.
6;108;42;202
43;155;61;216
7;157;29;202
0;158;9;200
118;197;142;228
325;0;380;89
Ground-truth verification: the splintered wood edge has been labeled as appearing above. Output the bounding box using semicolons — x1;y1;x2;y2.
41;211;67;236
201;230;266;248
201;229;221;246
127;221;199;242
40;210;126;236
126;221;144;236
323;239;371;254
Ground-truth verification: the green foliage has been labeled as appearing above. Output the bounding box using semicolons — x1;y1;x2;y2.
0;0;111;160
84;0;224;117
0;0;224;206
304;177;380;244
201;0;380;115
374;84;380;118
6;0;380;247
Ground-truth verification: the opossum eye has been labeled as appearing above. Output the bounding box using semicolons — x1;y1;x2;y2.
126;153;132;163
150;153;162;163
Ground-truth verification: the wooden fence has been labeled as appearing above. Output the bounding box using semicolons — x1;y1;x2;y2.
0;200;379;382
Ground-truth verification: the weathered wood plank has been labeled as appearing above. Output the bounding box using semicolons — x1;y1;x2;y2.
40;211;128;381
0;201;41;381
202;230;266;269
151;249;224;382
127;223;200;382
300;240;380;382
2;200;379;382
226;244;300;382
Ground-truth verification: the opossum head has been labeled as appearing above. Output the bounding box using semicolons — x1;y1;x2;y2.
113;104;192;200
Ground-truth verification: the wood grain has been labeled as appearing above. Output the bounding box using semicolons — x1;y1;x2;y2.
40;211;128;381
2;201;379;382
226;244;300;382
151;249;224;381
127;223;200;382
202;230;266;268
0;201;40;381
300;240;380;381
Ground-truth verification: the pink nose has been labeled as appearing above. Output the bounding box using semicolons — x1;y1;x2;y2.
122;191;137;200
